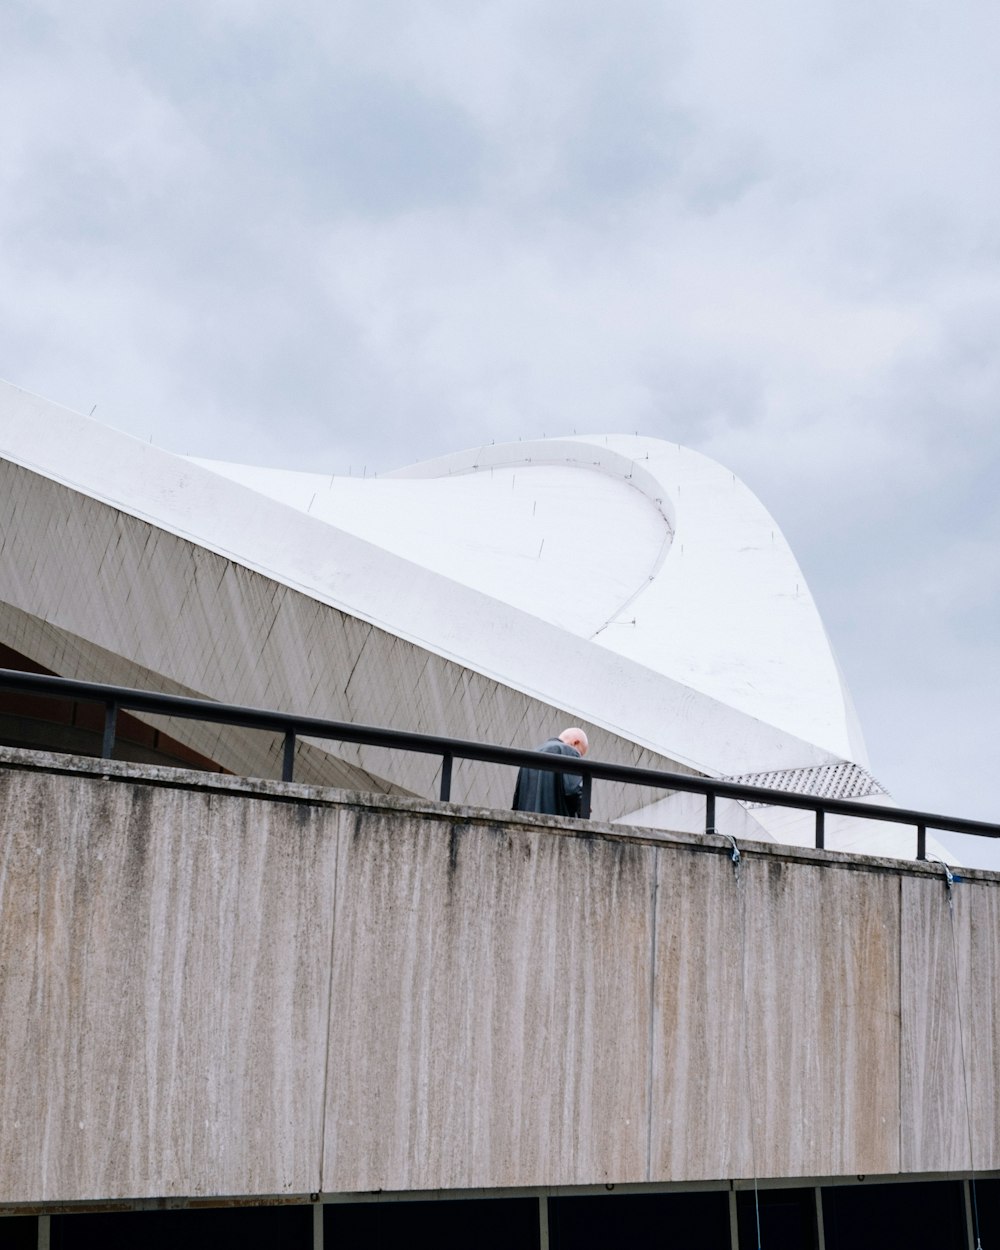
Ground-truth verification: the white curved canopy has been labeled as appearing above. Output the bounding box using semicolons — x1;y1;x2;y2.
193;434;868;770
1;378;934;857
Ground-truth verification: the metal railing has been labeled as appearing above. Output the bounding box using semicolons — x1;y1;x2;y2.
0;668;997;861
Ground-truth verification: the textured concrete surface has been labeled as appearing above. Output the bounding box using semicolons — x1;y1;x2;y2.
900;872;1000;1173
323;808;655;1191
650;850;899;1181
0;748;997;1207
0;758;334;1203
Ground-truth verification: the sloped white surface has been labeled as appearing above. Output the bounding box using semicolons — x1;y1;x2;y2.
186;461;665;641
0;380;835;781
193;434;866;767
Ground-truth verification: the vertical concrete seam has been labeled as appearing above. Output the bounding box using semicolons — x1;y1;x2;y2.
317;809;342;1195
727;1186;739;1250
963;1177;975;1250
313;1198;324;1250
538;1194;550;1249
814;1185;827;1250
644;844;660;1182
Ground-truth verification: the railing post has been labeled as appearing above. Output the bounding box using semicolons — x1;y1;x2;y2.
282;732;296;783
705;791;716;835
440;753;453;802
916;823;926;861
581;774;592;819
815;809;825;850
101;700;118;760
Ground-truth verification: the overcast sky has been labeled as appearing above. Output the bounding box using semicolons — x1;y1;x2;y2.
1;1;997;858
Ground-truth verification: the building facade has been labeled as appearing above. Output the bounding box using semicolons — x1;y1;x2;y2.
0;382;995;1247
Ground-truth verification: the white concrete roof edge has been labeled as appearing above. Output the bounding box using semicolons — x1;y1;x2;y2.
0;382;838;777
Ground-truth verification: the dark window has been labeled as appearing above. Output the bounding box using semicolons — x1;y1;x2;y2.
0;1216;38;1249
970;1178;1000;1246
50;1204;312;1250
737;1187;817;1249
549;1191;731;1249
822;1180;966;1250
325;1197;539;1250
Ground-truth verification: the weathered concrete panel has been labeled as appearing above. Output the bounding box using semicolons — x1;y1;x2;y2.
740;857;900;1178
650;852;899;1180
323;810;656;1191
0;765;336;1202
0;749;998;1207
901;874;1000;1173
649;844;748;1179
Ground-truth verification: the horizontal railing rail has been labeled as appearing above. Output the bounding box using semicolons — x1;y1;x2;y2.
0;668;997;860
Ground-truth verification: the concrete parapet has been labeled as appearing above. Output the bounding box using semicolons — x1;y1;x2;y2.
0;746;996;1206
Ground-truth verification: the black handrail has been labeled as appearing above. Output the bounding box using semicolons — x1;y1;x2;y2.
1;668;996;859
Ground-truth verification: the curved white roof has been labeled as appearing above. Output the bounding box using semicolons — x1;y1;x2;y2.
2;379;935;857
193;434;868;770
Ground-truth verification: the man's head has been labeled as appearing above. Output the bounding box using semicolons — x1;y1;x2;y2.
559;727;589;756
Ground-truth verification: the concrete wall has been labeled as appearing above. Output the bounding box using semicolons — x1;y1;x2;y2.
0;746;996;1208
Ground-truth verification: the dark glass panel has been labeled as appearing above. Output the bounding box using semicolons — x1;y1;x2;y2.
51;1203;312;1250
0;1215;38;1250
970;1178;999;1246
549;1190;730;1249
822;1180;966;1250
737;1187;817;1249
325;1196;540;1250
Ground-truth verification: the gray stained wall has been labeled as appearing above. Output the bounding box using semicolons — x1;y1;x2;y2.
0;746;997;1208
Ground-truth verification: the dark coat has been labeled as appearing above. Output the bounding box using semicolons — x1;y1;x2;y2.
512;738;584;817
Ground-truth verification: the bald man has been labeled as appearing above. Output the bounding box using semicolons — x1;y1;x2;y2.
512;727;590;818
